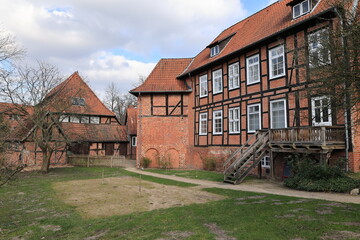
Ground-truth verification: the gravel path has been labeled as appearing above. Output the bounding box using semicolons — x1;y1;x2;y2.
125;168;360;204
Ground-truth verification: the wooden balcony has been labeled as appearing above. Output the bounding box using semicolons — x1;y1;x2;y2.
268;126;345;152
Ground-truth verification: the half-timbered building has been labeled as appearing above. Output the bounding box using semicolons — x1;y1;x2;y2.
133;0;360;181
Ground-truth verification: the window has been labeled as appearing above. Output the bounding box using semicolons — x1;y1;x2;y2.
311;96;332;126
9;114;20;121
308;28;330;67
269;45;286;79
228;62;240;89
270;99;287;129
60;115;69;122
72;97;85;106
90;116;100;124
69;115;80;123
212;69;223;94
229;107;240;133
199;113;208;135
81;115;90;123
210;45;220;57
293;0;310;19
247;54;260;84
213;110;223;135
131;136;137;146
247;104;261;133
199;74;208;97
261;156;270;168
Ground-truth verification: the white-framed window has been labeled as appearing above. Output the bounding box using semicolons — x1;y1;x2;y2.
311;96;332;126
228;62;240;90
270;99;287;129
81;115;90;123
90;116;100;124
293;0;310;19
269;45;286;79
210;45;220;57
212;69;223;94
60;115;69;123
261;156;270;168
213;110;223;135
131;136;137;146
199;113;208;135
199;74;208;98
246;54;260;84
247;104;261;133
308;28;331;67
229;107;240;134
69;115;80;123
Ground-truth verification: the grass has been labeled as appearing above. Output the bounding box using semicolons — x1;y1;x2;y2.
144;168;224;181
1;166;360;240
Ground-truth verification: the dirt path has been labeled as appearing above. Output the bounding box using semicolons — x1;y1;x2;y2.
125;168;360;204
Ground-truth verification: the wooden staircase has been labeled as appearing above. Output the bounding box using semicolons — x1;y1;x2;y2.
223;130;269;184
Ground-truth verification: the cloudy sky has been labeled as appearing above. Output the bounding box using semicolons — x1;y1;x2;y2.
0;0;277;99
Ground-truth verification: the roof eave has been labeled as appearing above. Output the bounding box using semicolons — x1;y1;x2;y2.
178;7;335;79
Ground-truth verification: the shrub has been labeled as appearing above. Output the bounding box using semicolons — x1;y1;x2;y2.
284;154;360;193
202;157;217;171
141;157;151;168
158;156;172;169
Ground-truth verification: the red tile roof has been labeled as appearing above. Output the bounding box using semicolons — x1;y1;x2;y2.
60;123;128;142
0;102;33;115
126;106;137;135
45;72;115;116
179;0;334;76
130;58;193;94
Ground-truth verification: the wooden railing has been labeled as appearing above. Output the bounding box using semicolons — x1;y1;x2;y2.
269;126;345;145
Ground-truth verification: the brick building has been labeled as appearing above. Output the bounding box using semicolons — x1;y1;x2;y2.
125;106;138;159
1;72;128;167
131;0;360;181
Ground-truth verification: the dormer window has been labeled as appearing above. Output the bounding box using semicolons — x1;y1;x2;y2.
72;97;85;106
293;0;310;19
210;45;220;57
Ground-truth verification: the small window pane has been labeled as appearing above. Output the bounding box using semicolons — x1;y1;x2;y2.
90;116;100;124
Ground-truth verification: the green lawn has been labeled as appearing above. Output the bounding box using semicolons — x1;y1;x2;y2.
144;168;225;182
1;167;360;240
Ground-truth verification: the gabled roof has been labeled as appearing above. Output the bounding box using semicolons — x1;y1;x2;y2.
126;106;137;135
45;72;115;116
179;0;334;77
130;58;193;94
0;102;33;115
60;123;127;142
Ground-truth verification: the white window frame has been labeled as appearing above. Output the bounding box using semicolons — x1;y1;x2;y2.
213;110;223;135
131;136;137;147
308;28;331;68
229;107;240;134
212;69;223;94
69;115;80;123
199;74;208;98
269;45;286;79
311;96;332;126
261;156;270;168
293;0;311;19
199;113;208;136
210;45;220;57
228;62;240;90
270;99;287;129
246;54;260;85
247;103;261;133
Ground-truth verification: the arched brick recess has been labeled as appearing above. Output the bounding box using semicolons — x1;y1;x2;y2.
165;148;180;168
145;148;159;168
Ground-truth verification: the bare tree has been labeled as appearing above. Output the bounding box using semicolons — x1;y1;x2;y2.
1;61;70;173
103;82;137;124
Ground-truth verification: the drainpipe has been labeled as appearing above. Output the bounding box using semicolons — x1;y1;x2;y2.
137;92;142;168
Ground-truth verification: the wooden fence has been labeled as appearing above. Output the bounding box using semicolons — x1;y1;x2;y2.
67;155;136;168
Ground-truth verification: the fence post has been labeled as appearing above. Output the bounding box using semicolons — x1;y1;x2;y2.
87;156;90;168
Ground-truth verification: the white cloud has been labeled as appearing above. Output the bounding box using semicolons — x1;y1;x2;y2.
0;0;247;94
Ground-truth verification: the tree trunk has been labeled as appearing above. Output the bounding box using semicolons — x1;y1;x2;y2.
40;148;53;173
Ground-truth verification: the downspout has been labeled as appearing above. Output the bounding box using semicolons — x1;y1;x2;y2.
137;92;142;168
